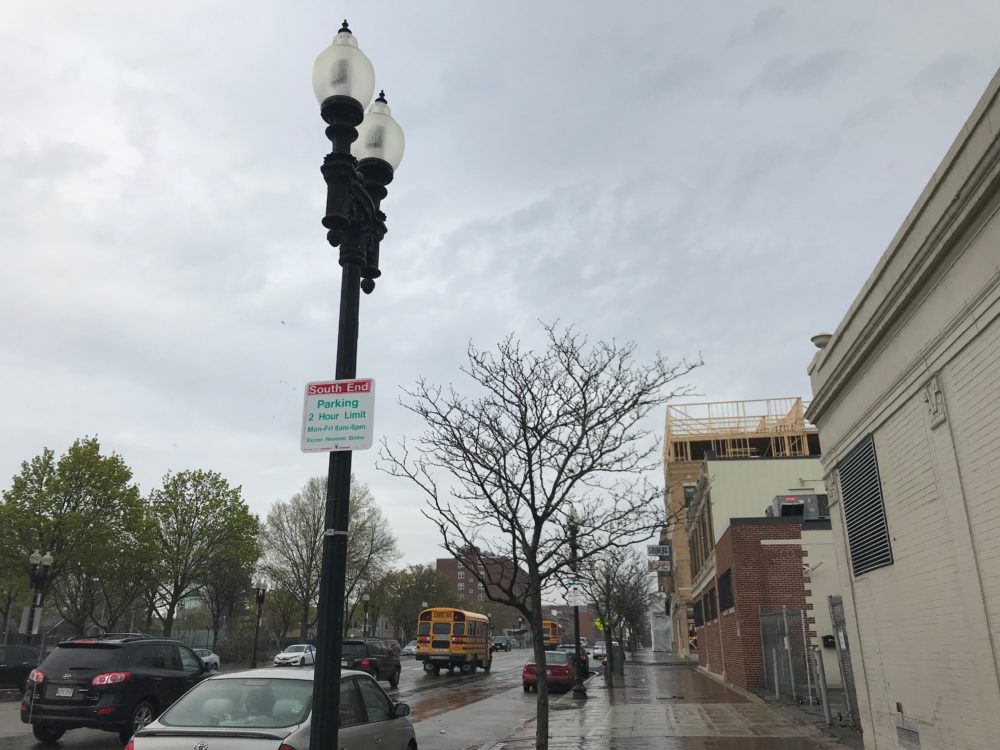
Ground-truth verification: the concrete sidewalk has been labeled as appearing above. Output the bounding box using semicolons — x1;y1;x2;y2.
487;651;852;749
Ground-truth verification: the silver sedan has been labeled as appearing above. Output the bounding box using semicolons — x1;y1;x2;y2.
126;668;416;750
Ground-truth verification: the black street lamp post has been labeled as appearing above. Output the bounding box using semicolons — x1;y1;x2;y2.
362;593;370;638
309;21;404;750
568;509;587;698
25;551;53;646
250;581;266;669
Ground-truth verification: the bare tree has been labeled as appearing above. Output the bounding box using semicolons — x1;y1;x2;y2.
382;324;697;749
581;547;651;681
262;476;399;639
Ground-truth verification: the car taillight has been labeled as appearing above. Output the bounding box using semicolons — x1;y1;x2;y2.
28;669;44;684
359;658;371;669
123;742;134;750
92;671;131;687
278;745;296;750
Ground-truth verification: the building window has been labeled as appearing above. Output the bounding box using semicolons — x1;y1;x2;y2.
693;599;704;627
706;588;717;621
837;434;894;577
457;582;464;591
683;484;696;507
478;593;485;601
458;569;464;579
718;570;733;611
458;592;464;599
478;581;484;590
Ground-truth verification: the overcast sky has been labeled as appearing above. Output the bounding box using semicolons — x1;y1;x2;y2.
2;1;999;566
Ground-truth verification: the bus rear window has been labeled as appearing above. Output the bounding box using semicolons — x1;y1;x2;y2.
452;623;465;636
418;623;430;636
432;623;451;635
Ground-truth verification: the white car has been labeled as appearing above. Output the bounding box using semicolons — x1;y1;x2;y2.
193;648;221;671
273;644;316;667
126;668;415;750
401;641;417;656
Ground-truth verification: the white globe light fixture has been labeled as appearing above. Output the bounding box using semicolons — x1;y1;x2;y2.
311;21;376;108
352;91;406;171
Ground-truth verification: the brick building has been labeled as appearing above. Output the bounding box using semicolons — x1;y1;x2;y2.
693;516;839;691
435;555;529;633
808;67;1000;749
662;399;821;658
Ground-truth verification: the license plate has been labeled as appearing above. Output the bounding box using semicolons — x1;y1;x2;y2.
56;687;74;698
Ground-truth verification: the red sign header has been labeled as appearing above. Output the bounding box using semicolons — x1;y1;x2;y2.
306;379;373;396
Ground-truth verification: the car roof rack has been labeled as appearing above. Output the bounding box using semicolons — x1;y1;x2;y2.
62;632;152;644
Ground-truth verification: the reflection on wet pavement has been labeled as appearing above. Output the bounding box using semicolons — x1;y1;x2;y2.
494;655;848;750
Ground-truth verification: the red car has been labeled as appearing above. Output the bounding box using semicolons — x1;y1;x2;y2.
522;650;574;692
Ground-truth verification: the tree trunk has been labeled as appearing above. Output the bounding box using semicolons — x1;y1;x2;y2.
300;602;310;641
530;587;549;750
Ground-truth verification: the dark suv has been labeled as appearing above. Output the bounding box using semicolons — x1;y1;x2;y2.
340;639;401;687
20;635;209;744
0;645;37;689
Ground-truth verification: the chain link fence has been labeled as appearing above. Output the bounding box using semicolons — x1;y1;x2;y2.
760;606;814;704
828;595;859;726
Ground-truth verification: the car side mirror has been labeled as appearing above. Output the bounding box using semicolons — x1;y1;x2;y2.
393;702;411;718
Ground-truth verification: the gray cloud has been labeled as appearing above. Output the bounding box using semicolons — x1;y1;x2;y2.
1;1;999;564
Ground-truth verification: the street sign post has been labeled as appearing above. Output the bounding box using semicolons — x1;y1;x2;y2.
301;378;375;453
566;582;583;607
647;544;672;557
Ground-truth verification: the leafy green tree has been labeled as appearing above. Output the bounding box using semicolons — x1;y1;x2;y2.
201;533;260;650
2;438;145;629
381;565;455;643
149;470;259;637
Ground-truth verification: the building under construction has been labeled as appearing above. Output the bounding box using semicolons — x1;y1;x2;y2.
659;398;820;657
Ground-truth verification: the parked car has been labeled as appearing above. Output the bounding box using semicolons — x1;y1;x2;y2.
491;636;512;653
273;644;316;667
20;635;210;744
401;641;418;656
192;649;220;671
0;645;37;689
522;650;574;692
127;667;415;750
556;643;589;675
592;641;607;659
340;639;401;688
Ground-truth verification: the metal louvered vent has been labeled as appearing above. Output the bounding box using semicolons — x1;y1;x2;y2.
896;724;921;749
837;435;893;577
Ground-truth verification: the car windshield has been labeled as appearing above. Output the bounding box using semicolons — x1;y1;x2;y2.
160;677;312;729
545;652;569;665
285;646;306;653
42;645;121;672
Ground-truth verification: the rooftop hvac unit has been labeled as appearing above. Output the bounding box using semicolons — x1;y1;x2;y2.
765;494;829;520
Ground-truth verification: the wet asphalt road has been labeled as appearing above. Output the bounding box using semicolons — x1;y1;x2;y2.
0;649;539;750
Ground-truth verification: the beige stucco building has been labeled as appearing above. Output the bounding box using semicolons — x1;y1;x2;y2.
807;68;1000;749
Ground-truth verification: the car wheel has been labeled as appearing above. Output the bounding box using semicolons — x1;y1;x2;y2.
460;663;473;674
389;666;401;687
31;725;65;744
523;683;531;693
120;700;156;744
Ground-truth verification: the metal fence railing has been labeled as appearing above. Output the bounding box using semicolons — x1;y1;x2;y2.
760;606;814;704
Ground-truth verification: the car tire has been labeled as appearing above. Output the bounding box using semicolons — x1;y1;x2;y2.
120;700;156;744
31;725;65;744
389;666;400;687
433;665;441;675
523;683;531;693
460;662;473;674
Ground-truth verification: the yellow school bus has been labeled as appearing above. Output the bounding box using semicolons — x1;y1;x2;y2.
416;607;493;674
542;619;563;648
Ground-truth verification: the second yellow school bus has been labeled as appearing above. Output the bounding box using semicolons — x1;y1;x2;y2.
541;619;563;647
416;607;493;674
